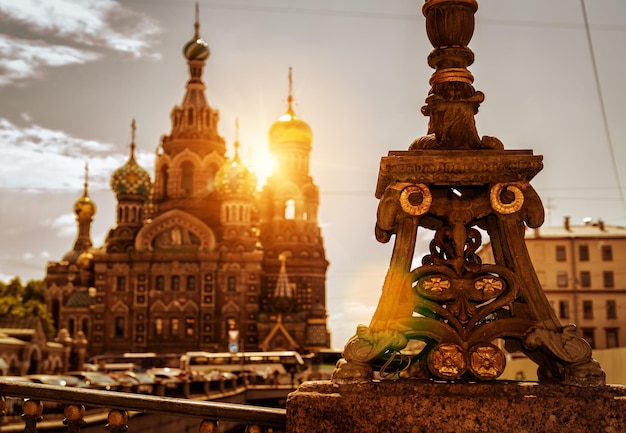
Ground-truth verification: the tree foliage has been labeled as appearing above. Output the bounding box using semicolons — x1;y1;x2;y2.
0;277;55;340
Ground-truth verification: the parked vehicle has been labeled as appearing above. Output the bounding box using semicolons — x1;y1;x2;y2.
25;374;88;388
108;371;140;391
65;371;120;391
124;371;156;393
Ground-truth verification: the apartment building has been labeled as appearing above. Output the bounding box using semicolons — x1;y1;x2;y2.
480;217;626;349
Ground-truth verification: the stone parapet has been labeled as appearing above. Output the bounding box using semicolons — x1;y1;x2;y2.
287;380;626;433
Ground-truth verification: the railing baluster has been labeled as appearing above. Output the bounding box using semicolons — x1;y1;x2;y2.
22;399;43;433
0;380;287;430
199;419;219;433
105;409;128;433
63;404;86;433
245;425;265;433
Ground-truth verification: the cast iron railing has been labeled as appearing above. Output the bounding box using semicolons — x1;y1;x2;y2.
0;379;286;432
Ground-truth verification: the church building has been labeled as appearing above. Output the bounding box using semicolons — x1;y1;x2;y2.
44;12;330;358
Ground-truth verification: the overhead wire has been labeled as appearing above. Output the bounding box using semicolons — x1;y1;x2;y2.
579;0;626;217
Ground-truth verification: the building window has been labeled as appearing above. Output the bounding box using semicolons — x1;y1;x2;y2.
603;271;615;288
601;245;613;262
227;276;237;292
582;328;595;349
606;328;619;348
181;161;194;196
171;318;180;337
556;245;566;262
154;318;163;336
557;272;568;288
284;199;296;220
582;300;593;320
116;276;126;292
161;165;169;199
156;275;164;291
579;271;591;288
171;275;180;291
558;300;569;319
187;276;196;291
607;300;617;320
114;317;125;338
187;107;194;126
578;245;589;262
186;318;195;336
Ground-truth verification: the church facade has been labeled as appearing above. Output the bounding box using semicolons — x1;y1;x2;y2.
44;15;330;358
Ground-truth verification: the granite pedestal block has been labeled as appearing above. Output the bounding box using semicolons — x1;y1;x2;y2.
287;380;626;433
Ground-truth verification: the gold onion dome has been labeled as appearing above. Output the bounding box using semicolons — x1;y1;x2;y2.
76;251;94;269
268;106;312;145
74;164;96;218
268;67;312;146
216;123;257;195
183;5;209;61
111;120;152;199
74;194;96;219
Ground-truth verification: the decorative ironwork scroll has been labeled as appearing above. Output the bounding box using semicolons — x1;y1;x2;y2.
332;0;605;387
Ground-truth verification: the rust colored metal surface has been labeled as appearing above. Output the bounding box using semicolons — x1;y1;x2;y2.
333;0;605;387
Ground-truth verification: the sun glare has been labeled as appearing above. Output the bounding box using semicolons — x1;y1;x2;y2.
249;151;274;187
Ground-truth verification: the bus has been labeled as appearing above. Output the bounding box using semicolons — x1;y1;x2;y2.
181;351;306;381
88;352;181;372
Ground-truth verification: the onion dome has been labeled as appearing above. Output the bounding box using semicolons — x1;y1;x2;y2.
76;251;94;269
73;163;96;219
183;4;210;61
74;195;96;219
216;121;257;195
268;67;312;146
111;120;152;199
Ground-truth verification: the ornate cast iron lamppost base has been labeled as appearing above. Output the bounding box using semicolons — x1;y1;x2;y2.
332;0;605;387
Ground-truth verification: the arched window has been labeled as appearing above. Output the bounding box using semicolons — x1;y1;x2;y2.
284;199;295;220
52;299;60;330
82;318;89;336
171;318;180;337
114;317;125;338
181;162;194;196
161;165;169;198
187;108;194;126
68;318;75;336
171;275;180;291
206;163;218;192
186;318;196;336
154;318;163;336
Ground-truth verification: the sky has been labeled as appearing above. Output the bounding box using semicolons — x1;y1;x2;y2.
0;0;625;348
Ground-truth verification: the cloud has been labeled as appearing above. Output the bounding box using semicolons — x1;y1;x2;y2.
0;118;154;192
0;0;160;56
47;213;77;238
0;34;100;86
0;0;161;86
